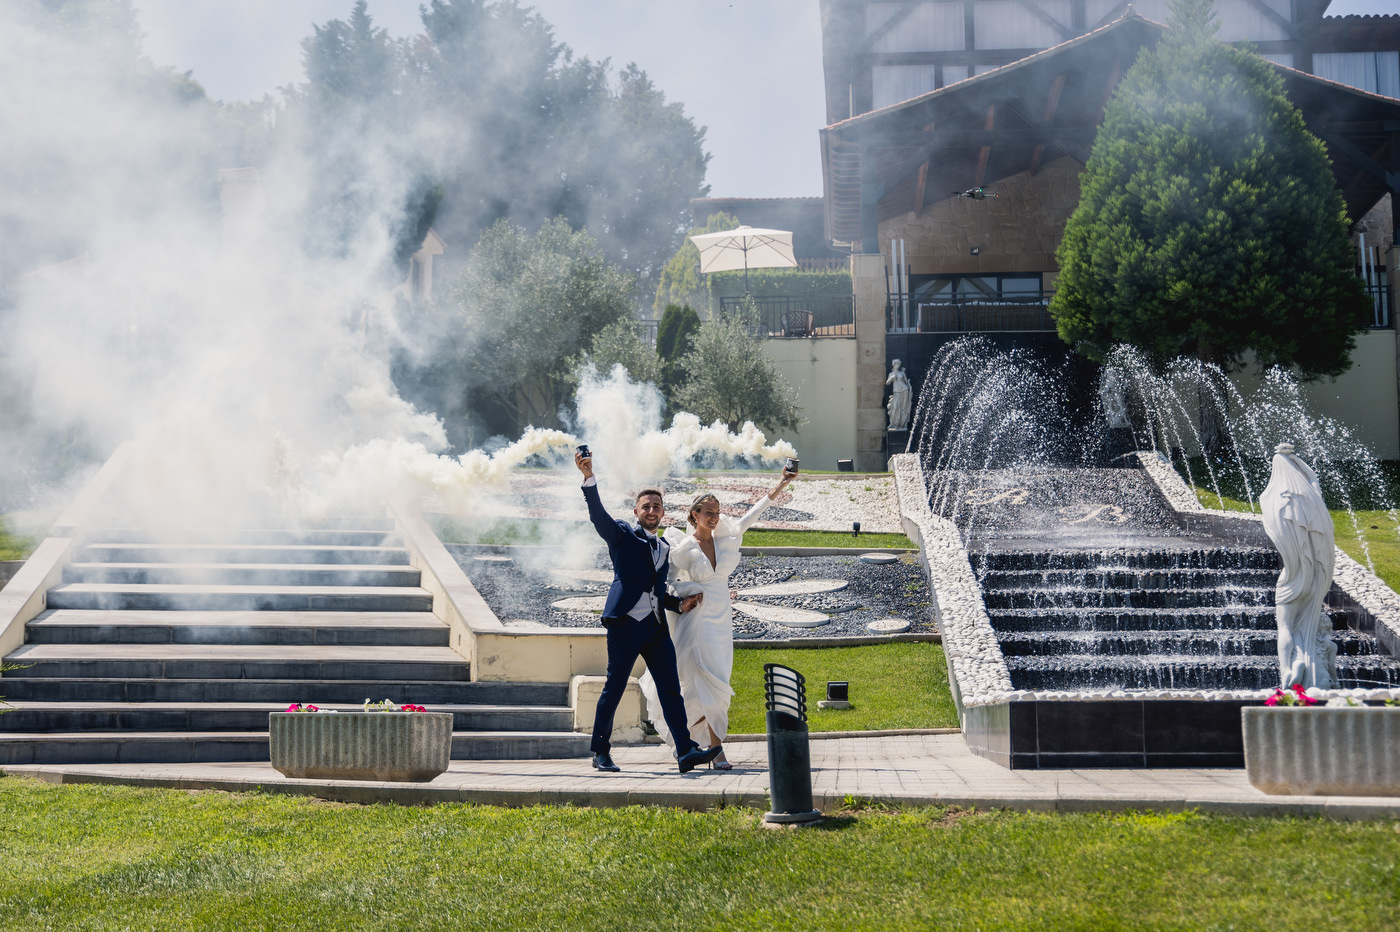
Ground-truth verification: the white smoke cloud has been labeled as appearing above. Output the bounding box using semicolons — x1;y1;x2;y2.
0;4;797;532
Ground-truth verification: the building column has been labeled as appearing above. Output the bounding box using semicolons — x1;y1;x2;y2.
852;252;888;472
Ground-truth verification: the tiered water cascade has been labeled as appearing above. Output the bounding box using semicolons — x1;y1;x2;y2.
899;338;1400;768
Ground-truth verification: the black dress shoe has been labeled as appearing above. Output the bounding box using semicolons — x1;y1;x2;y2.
591;753;621;772
677;744;723;773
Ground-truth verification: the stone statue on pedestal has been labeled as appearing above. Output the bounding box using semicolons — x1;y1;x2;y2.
1259;442;1338;689
886;359;911;431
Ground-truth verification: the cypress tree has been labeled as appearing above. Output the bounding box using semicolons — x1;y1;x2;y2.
1051;0;1367;381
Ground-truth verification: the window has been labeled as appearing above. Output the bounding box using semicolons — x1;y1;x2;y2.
911;274;1048;301
1314;52;1400;98
872;65;939;108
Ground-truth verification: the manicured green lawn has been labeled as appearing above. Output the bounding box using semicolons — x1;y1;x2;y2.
0;516;36;561
730;642;956;733
741;528;917;549
1192;488;1400;592
0;777;1395;931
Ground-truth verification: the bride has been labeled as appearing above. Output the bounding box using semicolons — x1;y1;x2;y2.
640;465;797;769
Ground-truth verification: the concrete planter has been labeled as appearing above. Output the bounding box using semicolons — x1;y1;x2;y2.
1243;707;1400;796
270;712;453;782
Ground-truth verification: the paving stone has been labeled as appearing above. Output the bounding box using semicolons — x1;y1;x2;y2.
732;601;830;628
549;596;607;613
737;578;849;597
867;618;911;634
859;553;900;565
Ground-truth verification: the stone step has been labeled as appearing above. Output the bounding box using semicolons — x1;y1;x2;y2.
0;730;591;765
986;607;1348;633
973;548;1279;572
81;528;402;547
64;563;422;588
983;587;1274;611
0;702;573;733
996;627;1382;658
977;567;1276;591
1004;654;1400;691
77;544;412;566
25;610;449;647
3;644;467;681
45;583;433;613
0;677;564;705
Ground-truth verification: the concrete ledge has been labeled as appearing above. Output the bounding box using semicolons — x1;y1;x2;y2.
51;441;134;537
0;538;75;659
571;675;643;743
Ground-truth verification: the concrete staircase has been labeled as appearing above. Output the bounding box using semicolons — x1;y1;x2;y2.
0;519;588;764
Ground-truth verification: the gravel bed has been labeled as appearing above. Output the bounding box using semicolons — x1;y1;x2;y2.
450;545;934;640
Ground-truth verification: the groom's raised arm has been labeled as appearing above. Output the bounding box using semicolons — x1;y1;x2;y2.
577;452;623;547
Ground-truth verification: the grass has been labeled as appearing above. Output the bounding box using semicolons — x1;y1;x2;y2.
729;642;956;733
1189;487;1400;593
0;516;36;562
0;777;1397;931
740;529;917;549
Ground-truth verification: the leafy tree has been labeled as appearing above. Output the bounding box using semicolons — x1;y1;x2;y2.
653;211;740;313
655;303;701;393
277;0;710;299
568;318;662;389
451;218;634;431
1051;0;1367;383
673;302;802;434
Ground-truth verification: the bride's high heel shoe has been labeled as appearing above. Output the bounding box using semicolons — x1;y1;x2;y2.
709;758;734;770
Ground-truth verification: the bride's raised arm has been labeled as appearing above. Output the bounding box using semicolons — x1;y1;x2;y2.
735;465;799;534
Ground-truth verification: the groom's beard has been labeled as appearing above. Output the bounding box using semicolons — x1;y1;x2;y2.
637;516;662;532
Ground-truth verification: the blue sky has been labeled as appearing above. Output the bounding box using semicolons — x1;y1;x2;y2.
130;0;1396;200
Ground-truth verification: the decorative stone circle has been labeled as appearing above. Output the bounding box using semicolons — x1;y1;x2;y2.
737;578;849;598
473;554;512;563
552;568;613;584
550;596;607;613
859;553;900;565
732;601;830;628
866;618;910;634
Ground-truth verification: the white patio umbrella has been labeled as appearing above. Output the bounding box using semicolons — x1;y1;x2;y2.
689;225;797;293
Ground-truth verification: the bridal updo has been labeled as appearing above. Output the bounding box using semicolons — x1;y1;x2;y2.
687;493;721;527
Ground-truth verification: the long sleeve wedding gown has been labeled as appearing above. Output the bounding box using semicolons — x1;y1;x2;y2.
639;495;774;750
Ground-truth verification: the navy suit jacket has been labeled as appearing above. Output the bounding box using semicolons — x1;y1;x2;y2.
582;482;682;620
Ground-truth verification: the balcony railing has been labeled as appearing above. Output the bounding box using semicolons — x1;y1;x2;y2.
718;294;855;337
887;291;1057;333
1363;282;1392;329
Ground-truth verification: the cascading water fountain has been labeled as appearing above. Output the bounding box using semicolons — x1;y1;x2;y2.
896;337;1400;768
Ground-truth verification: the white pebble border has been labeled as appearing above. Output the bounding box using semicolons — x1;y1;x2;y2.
891;451;1400;709
891;454;1013;712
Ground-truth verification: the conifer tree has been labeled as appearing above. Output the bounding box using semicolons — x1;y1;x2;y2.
1051;0;1367;382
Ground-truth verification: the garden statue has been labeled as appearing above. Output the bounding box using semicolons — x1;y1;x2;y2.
886;359;911;431
1259;443;1338;689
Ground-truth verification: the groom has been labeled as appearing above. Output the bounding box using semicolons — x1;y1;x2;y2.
576;450;723;774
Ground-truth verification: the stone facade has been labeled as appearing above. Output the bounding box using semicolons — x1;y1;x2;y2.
878;156;1082;282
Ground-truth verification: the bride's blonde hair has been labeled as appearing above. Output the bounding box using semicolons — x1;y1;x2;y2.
687;493;721;527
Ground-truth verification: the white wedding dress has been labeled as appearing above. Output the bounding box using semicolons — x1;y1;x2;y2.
639;495;774;750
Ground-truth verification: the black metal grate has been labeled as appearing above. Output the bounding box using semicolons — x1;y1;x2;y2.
764;663;807;722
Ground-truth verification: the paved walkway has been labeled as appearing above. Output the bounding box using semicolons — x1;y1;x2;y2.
6;734;1399;820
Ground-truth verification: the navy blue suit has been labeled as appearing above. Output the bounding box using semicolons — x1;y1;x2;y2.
583;482;700;757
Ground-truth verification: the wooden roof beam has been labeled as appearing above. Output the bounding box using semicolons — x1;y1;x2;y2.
1016;0;1076;41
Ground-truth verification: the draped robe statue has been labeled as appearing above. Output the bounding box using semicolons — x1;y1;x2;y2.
1259;443;1338;689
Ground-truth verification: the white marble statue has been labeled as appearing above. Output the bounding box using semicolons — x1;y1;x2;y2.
886;359;911;431
1259;442;1338;689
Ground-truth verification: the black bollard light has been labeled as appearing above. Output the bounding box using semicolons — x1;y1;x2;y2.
763;663;822;826
852;521;861;538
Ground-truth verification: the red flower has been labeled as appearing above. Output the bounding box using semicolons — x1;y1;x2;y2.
1265;694;1280;706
